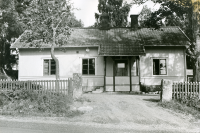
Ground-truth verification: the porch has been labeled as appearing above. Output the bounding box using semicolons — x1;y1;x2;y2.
104;56;140;92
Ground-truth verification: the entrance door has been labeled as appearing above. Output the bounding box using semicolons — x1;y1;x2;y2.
115;60;130;91
115;60;128;76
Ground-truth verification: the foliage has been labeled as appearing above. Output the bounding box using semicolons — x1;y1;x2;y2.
178;94;199;108
94;0;132;28
0;0;27;76
0;88;83;117
19;0;73;46
15;0;79;80
138;5;152;27
158;99;200;119
140;84;161;93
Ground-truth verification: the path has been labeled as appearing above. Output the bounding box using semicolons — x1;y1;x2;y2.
0;93;199;132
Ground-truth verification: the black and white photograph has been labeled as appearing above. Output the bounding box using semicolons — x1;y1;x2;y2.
0;0;200;132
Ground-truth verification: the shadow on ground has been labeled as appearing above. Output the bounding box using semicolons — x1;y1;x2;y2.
143;98;160;103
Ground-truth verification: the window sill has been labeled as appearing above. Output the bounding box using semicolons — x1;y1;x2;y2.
43;75;56;77
152;75;168;76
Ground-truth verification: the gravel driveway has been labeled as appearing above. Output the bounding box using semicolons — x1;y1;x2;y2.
0;93;199;132
70;93;200;132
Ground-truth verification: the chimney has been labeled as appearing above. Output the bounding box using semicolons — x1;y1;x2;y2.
130;15;139;29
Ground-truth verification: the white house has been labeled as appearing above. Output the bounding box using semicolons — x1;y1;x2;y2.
11;15;190;92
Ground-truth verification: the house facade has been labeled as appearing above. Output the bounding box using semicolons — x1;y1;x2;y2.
11;15;190;92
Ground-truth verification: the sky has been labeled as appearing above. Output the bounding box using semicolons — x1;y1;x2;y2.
72;0;160;27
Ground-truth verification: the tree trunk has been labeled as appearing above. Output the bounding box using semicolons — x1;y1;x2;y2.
51;29;60;80
50;44;60;80
193;59;198;82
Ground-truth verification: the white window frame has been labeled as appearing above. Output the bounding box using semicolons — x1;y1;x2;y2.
152;57;168;76
81;57;96;75
43;59;56;76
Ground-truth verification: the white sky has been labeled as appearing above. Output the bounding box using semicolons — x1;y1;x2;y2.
72;0;160;27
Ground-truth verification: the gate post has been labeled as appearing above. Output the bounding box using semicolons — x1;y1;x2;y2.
73;73;82;99
161;79;173;102
68;78;73;102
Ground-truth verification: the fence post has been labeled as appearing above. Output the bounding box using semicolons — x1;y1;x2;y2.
161;79;173;102
68;78;73;102
73;73;82;99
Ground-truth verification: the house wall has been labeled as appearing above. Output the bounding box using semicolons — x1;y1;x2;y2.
18;47;104;88
140;47;186;85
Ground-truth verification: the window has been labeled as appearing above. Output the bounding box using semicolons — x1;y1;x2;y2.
153;59;167;75
82;58;95;75
116;61;128;76
43;59;56;75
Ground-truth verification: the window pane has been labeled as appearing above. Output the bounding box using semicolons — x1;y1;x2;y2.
118;63;125;68
89;59;95;65
51;70;56;75
116;62;128;76
89;70;95;75
50;59;56;75
89;65;95;70
160;59;166;75
83;59;88;65
83;65;88;69
82;58;95;75
51;60;55;64
44;60;49;75
82;70;88;74
153;59;159;75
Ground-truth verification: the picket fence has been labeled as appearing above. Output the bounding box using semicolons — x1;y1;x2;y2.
172;82;200;99
0;79;73;95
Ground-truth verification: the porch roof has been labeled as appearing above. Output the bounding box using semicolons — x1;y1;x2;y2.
11;26;190;56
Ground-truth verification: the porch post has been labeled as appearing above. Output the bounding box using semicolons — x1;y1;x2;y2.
129;57;132;92
138;56;141;86
184;48;186;81
104;56;107;92
112;57;115;92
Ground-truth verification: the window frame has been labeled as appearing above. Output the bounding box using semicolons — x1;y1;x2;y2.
82;58;96;75
43;59;56;76
152;58;168;76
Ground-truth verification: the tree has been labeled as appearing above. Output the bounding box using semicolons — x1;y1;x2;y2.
138;5;152;27
19;0;75;80
94;0;132;28
0;0;27;78
70;13;84;27
133;0;200;81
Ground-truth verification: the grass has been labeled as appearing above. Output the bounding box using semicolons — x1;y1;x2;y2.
0;89;83;117
158;100;200;119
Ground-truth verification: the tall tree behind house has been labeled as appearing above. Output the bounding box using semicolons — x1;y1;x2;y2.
94;0;132;28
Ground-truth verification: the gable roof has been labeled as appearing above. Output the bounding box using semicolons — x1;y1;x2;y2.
11;26;190;56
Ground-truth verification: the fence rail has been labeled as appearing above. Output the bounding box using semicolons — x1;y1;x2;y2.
172;82;200;99
0;79;72;95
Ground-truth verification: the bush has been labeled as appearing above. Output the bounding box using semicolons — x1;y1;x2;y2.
140;84;161;93
158;100;200;119
178;94;200;108
0;88;80;117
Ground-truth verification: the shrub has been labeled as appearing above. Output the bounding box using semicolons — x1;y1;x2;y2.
158;100;200;119
140;84;161;93
178;94;200;108
0;88;79;117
